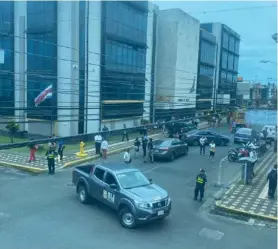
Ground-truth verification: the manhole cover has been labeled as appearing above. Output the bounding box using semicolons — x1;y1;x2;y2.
199;228;224;241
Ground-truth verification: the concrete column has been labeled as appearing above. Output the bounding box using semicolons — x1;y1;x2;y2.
143;3;154;122
86;1;101;133
57;1;79;137
14;1;27;131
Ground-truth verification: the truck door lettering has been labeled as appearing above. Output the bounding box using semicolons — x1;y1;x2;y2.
103;190;115;203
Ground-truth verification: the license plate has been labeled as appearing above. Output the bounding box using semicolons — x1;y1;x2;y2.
157;210;164;216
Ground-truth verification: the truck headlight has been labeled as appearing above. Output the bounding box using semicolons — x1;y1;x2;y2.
166;197;171;206
136;201;151;209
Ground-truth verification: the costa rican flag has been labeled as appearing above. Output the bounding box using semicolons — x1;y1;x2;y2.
34;85;53;107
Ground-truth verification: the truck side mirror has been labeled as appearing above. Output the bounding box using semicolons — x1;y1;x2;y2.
110;183;118;189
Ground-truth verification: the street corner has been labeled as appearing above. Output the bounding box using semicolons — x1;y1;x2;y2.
0;161;47;174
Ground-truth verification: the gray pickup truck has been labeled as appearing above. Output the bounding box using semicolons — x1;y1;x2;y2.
72;163;172;229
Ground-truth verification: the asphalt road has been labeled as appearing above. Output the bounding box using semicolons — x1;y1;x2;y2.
0;126;276;249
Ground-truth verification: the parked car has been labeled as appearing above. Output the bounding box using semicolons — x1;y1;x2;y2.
234;128;254;144
153;138;188;161
72;164;171;229
185;130;230;146
166;121;196;138
260;125;276;141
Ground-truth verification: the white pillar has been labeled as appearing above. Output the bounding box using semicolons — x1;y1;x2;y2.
57;1;79;137
14;1;27;131
86;1;101;133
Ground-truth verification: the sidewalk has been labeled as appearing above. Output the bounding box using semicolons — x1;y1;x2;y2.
0;133;165;174
215;150;277;221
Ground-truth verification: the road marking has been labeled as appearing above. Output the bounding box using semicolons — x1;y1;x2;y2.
199;228;224;241
259;183;269;199
143;165;162;174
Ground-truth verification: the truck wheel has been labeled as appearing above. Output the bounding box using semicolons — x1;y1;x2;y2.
78;185;89;204
119;207;136;229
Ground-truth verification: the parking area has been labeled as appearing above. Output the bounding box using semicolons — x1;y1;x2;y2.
0;126;276;249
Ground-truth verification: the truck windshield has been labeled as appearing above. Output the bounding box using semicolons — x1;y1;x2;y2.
117;171;150;189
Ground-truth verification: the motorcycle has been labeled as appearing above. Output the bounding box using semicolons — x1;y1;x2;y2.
228;147;250;162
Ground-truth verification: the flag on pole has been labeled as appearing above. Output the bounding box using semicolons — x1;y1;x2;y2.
34;85;53;107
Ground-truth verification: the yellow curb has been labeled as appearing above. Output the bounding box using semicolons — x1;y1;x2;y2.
0;161;47;174
62;145;134;169
215;200;278;222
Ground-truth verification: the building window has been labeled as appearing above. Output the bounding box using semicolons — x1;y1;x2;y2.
227;73;233;83
235;40;240;54
222;31;229;49
221;51;228;69
200;40;215;65
200;65;214;78
0;2;14;116
228;53;234;70
27;1;57;121
220;71;227;85
233;56;239;72
105;40;146;74
229;36;235;52
105;2;147;45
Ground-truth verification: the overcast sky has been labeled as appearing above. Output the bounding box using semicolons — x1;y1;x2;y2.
156;1;277;84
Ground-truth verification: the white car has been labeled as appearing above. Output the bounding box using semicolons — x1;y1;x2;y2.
260;125;276;140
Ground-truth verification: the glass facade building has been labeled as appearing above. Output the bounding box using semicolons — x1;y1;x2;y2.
219;25;240;106
101;1;148;120
0;1;14;116
201;23;240;107
197;30;216;110
26;1;58;121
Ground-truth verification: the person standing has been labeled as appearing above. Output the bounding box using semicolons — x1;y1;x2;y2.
94;133;102;155
147;138;154;163
267;164;277;199
102;125;109;141
101;139;109;160
122;124;129;142
45;147;57;175
194;169;207;202
28;139;37;163
133;137;140;158
209;141;216;161
123;148;132;164
57;139;65;162
142;135;148;161
199;136;207;156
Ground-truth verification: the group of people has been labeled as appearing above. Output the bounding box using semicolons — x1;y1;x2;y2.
123;136;154;165
45;138;65;175
199;136;216;161
94;133;109;160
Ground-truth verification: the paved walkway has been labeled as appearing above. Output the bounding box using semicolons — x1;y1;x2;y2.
216;150;277;221
0;133;165;173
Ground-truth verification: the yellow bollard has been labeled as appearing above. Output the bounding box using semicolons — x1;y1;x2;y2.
76;141;88;157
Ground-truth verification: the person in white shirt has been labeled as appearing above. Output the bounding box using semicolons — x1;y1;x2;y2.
101;139;108;159
209;141;216;161
94;133;102;155
199;136;207;156
123;148;132;164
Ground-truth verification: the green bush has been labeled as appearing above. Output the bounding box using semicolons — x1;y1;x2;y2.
5;120;19;143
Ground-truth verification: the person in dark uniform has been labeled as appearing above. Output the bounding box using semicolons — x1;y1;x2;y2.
147;138;154;163
194;169;207;202
267;164;277;199
46;147;57;175
142;135;148;161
